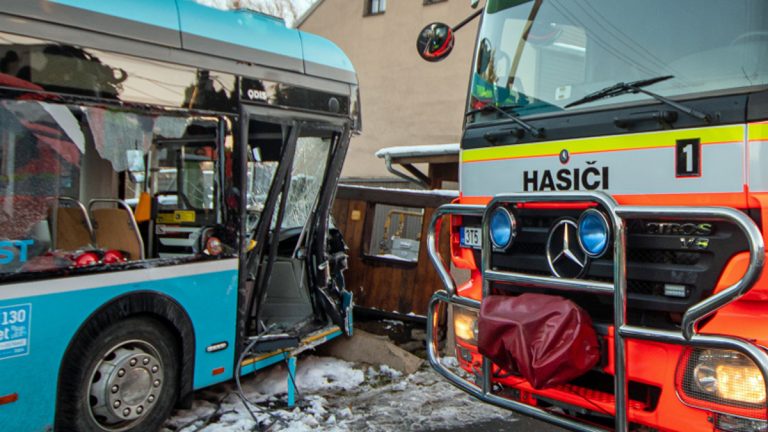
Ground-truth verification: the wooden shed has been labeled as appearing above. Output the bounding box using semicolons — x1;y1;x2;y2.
332;185;458;318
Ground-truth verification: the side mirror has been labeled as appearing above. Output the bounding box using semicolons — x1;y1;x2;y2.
416;22;455;62
470;0;480;8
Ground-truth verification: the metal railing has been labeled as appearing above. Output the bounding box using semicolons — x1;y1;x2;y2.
426;191;768;432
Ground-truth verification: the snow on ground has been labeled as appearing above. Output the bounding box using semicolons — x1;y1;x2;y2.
164;356;515;432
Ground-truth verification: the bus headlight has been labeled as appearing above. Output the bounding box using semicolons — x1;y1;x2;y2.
489;207;516;250
684;349;766;406
453;306;478;344
577;209;610;258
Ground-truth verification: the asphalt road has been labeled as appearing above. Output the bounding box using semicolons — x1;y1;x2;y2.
430;417;568;432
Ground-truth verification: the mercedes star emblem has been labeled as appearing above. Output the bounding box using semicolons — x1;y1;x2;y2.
546;218;589;278
559;149;570;164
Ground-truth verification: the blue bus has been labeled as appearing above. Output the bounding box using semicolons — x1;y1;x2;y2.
0;1;359;430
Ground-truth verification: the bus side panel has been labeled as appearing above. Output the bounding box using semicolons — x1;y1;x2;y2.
177;0;304;73
0;260;238;432
49;0;182;32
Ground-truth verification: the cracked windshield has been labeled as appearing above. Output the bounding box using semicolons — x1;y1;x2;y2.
469;0;768;122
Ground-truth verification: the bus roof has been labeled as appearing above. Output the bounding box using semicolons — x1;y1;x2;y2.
4;0;357;85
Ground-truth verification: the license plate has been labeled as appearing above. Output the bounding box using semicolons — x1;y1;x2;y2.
460;227;482;249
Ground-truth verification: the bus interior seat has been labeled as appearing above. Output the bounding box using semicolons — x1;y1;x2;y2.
260;229;314;328
51;197;93;251
89;199;145;260
260;258;315;329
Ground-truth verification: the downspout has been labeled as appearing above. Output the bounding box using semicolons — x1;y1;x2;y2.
383;154;429;189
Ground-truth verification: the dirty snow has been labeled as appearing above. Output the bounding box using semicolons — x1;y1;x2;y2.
164;356;514;432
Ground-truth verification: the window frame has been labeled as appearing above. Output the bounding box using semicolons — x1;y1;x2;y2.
361;202;425;266
364;0;387;16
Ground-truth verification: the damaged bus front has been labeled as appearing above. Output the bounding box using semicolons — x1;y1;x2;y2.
421;1;768;431
0;1;359;431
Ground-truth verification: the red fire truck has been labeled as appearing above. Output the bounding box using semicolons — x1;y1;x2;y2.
419;1;768;431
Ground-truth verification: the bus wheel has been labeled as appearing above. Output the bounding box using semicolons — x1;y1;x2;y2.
58;317;179;432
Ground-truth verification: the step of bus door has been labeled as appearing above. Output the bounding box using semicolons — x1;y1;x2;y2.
248;333;300;353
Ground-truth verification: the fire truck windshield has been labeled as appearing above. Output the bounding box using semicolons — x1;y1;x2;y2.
469;0;768;123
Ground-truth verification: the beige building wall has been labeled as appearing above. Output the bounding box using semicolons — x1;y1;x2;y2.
299;0;478;179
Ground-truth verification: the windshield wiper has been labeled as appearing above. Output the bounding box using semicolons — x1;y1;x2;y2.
565;75;711;123
465;104;544;138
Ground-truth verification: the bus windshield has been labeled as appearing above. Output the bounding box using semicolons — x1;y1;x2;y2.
469;0;768;123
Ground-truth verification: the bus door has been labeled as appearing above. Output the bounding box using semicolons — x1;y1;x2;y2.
242;111;352;339
147;118;225;258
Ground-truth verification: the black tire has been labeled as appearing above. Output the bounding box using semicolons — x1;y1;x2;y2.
55;317;180;432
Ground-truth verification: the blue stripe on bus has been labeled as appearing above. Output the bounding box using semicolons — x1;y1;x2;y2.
50;0;181;31
0;268;238;432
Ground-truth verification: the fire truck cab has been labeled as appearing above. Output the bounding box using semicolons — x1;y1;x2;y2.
420;1;768;431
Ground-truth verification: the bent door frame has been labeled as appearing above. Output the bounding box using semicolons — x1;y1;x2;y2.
236;104;352;346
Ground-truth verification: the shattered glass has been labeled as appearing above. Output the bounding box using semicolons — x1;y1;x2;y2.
0;100;82;241
246;161;278;231
84;107;153;172
0;99;226;276
278;136;331;230
153;115;189;140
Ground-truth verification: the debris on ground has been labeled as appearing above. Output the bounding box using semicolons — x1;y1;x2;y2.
163;355;516;432
319;329;423;374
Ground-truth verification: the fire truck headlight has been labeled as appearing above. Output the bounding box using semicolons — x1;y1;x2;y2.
577;209;610;258
689;349;766;405
453;306;478;344
489;207;516;250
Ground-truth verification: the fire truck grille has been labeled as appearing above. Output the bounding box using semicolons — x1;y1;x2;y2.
627;250;701;265
465;208;752;329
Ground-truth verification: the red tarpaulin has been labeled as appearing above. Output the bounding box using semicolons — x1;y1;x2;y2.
478;293;600;389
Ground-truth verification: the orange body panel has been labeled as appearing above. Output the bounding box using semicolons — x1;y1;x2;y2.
455;335;711;431
449;191;768;431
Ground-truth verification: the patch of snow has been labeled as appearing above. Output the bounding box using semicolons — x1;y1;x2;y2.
440;356;460;368
339;184;460;198
381;319;403;327
378;365;402;380
374;253;417;263
252;356;365;395
165;355;516;432
375;144;460;159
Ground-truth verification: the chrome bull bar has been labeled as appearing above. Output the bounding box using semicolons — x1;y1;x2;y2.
426;191;768;432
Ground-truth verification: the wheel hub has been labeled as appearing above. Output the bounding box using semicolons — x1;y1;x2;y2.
89;342;164;429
